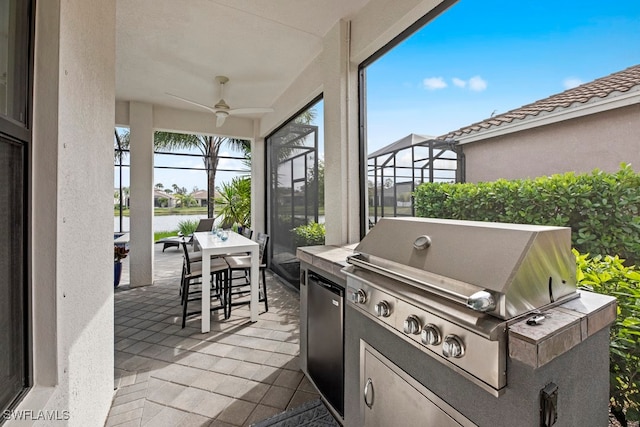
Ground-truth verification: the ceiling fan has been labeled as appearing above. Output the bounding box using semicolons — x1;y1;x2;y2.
167;76;274;127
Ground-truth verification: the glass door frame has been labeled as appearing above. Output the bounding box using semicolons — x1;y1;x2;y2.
265;95;322;288
0;0;34;414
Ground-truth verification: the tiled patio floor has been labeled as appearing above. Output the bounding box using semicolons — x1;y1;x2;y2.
107;244;318;427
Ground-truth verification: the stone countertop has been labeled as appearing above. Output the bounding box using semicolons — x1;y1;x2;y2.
296;244;357;282
508;290;616;368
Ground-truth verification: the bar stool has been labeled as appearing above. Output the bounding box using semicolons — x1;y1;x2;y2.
180;239;228;327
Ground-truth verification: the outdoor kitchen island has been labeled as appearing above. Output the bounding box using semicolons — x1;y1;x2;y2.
297;218;617;427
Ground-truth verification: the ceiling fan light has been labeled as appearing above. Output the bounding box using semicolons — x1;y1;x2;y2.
215;113;227;127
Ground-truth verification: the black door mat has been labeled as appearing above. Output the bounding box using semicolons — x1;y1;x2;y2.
251;399;340;427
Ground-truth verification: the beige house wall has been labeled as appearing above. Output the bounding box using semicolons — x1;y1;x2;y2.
463;103;640;182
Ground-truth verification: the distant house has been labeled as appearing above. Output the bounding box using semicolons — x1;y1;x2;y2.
441;64;640;182
191;190;209;207
154;189;175;208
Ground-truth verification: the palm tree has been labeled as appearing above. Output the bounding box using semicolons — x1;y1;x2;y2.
115;129;245;217
171;183;187;195
114;107;316;219
153;132;248;217
215;177;251;227
174;193;197;208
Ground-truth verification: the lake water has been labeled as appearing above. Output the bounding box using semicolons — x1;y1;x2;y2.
114;214;214;233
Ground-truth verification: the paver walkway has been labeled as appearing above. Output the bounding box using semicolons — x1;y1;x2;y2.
107;244;318;426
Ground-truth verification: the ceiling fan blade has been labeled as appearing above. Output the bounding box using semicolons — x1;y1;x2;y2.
166;93;217;114
228;107;275;115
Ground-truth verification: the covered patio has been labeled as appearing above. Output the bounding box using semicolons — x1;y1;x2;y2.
107;245;317;426
15;0;460;425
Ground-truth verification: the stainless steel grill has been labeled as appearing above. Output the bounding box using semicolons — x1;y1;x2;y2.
343;217;579;395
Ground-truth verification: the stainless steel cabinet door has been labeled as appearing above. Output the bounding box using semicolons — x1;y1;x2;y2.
361;342;475;427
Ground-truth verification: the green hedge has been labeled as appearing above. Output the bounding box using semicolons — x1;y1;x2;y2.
576;251;640;423
414;164;640;265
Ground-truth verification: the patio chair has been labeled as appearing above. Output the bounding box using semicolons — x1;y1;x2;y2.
224;232;269;315
240;227;253;240
182;218;217;263
156;217;215;252
224;227;254;259
180;239;228;327
155;236;182;252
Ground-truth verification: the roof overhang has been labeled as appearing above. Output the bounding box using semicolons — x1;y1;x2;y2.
456;88;640;145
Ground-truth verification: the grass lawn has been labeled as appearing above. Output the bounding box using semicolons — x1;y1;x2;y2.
114;207;208;217
154;230;179;241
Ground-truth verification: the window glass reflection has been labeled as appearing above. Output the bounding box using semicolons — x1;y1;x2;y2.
0;0;29;124
267;99;324;287
0;0;10;116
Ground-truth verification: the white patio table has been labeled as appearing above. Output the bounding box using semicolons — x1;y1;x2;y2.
193;231;259;333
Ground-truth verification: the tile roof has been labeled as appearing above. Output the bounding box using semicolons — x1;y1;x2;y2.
440;63;640;140
191;190;208;199
154;189;175;199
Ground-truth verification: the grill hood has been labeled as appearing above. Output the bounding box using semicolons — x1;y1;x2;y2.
350;217;577;319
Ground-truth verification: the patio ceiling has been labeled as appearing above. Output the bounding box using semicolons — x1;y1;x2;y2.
116;0;371;125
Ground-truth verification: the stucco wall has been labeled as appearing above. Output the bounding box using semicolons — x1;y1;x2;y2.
17;0;116;425
463;103;640;182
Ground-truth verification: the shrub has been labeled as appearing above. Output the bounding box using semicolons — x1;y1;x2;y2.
215;177;251;227
414;164;640;265
292;222;326;247
576;250;640;423
177;219;199;236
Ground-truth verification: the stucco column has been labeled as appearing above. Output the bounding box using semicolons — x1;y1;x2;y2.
129;102;154;286
323;20;360;244
28;0;116;423
251;122;266;235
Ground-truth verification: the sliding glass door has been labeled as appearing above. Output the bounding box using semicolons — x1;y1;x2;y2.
266;99;323;287
0;0;32;413
0;135;26;412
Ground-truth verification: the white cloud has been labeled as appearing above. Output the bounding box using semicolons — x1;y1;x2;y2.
468;76;488;92
563;77;583;89
423;77;448;90
452;77;467;88
422;75;487;92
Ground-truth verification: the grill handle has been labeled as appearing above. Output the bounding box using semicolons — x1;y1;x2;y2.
347;253;495;312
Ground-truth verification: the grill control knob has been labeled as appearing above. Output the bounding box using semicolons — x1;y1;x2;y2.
374;301;391;317
442;335;465;358
351;289;367;304
403;315;421;335
421;324;442;346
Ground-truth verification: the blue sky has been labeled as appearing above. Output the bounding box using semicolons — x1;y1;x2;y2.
365;0;640;152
